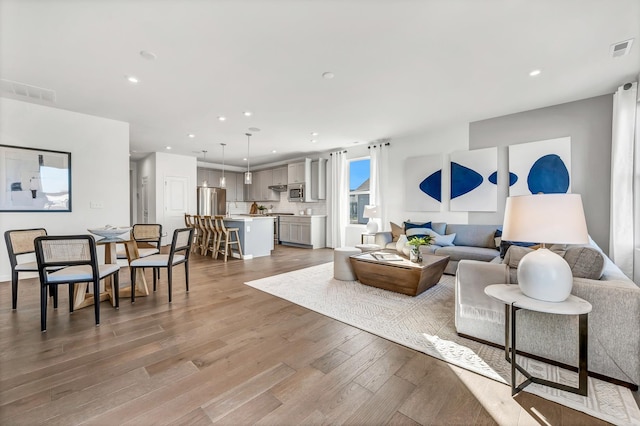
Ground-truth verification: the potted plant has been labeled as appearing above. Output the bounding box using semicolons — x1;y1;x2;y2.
406;235;434;263
257;205;266;215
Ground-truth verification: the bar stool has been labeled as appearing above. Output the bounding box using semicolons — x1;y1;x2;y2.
184;214;199;253
203;216;218;258
213;215;243;262
195;215;211;255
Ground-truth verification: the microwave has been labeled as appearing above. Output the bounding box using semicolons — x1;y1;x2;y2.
288;184;305;202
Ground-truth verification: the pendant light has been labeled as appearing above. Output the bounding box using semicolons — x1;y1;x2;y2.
219;143;227;188
201;150;208;187
244;133;252;184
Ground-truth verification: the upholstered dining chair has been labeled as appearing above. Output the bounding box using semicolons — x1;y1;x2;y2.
129;227;194;303
5;228;49;310
34;234;120;332
116;224;164;278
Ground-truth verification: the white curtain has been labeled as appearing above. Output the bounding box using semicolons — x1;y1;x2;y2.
610;81;639;278
369;141;390;231
327;150;348;248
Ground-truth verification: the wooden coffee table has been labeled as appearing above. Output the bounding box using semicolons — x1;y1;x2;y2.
349;250;449;296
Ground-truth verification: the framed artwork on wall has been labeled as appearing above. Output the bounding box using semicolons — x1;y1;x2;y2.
404;154;442;212
0;144;72;212
508;137;571;196
450;147;498;211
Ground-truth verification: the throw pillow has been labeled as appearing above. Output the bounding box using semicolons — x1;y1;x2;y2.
499;240;537;259
563;246;605;280
390;222;403;242
396;234;408;254
406;228;431;240
425;228;456;247
494;229;502;250
502;245;535;269
404;221;432;232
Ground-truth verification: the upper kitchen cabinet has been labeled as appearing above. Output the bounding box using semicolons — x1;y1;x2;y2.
272;166;288;186
287;159;311;185
310;158;327;200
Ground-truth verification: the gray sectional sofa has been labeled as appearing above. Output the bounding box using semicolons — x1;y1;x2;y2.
455;239;640;388
374;222;501;274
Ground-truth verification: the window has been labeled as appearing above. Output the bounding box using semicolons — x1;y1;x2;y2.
349;157;370;224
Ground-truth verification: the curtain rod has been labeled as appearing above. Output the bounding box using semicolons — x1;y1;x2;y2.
329;150;348;156
368;142;391;149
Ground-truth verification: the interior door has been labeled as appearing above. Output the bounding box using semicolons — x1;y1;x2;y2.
163;176;188;245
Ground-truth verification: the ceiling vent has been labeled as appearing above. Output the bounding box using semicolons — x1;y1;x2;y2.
610;39;634;58
0;79;56;103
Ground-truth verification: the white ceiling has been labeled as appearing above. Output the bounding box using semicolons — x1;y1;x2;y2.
1;0;639;168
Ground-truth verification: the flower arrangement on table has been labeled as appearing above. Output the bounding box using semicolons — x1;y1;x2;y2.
406;235;435;263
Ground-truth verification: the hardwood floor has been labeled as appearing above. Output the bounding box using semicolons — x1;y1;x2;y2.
0;245;615;425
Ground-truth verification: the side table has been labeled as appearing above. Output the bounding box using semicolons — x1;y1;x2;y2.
484;284;592;397
361;232;376;244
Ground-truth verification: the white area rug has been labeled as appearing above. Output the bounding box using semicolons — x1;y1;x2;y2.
245;262;640;426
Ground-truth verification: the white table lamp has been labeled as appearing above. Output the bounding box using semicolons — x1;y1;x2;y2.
502;194;588;302
363;205;380;234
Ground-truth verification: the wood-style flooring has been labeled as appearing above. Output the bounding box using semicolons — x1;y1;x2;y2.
0;245;617;425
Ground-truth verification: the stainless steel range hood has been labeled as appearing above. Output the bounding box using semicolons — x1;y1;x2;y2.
268;184;288;192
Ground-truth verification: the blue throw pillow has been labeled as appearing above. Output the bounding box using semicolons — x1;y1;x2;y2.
406;228;431;241
404;221;432;233
500;240;537;258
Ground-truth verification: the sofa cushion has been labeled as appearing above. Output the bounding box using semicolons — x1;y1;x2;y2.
445;224;500;248
395;234;408;254
390;222;403;242
502;245;535;269
434;245;499;262
499;240;538;258
563;246;605;280
406;227;431;241
431;222;447;235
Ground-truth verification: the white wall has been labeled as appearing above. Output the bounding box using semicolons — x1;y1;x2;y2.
151;151;197;244
0;98;129;281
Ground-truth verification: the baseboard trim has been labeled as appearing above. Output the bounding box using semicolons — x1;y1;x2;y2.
457;332;639;391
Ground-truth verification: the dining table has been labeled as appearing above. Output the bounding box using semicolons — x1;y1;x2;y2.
72;236;150;309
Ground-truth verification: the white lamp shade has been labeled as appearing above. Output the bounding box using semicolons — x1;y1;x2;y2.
244;171;252;184
363;205;379;219
219;176;226;188
502;194;588;245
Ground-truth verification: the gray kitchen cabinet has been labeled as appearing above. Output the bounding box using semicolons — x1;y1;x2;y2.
279;215;326;248
272;166;288;185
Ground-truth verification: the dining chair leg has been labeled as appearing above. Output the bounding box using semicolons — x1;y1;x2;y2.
167;268;173;303
113;272;120;309
93;279;100;326
68;283;75;313
185;262;189;293
130;267;136;303
11;272;18;309
53;285;59;309
153;269;157;292
40;284;48;332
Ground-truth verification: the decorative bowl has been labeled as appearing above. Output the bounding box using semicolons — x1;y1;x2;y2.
88;226;132;239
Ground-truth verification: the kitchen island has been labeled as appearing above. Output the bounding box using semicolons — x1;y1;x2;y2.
223;216;274;259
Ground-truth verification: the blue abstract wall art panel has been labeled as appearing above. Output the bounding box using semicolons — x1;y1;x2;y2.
419;169;441;202
508;137;571;196
450;147;498;211
527;154;570;194
450;162;483;198
405;154;442;211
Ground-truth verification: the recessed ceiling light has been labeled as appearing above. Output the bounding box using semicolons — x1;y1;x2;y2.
529;69;541;77
248;127;261;132
243;111;252;117
243;157;247;161
139;50;157;61
311;139;317;143
125;75;139;84
322;72;335;79
311;132;319;136
166;146;172;150
188;133;195;138
353;141;359;144
272;150;277;153
218;116;227;121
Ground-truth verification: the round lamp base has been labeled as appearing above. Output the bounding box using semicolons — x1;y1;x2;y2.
517;248;573;302
366;220;378;234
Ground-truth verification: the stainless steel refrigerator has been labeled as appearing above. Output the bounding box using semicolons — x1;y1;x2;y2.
197;186;226;216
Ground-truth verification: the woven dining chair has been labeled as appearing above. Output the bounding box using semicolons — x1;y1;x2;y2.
5;228;49;310
34;234;120;332
129;227;194;303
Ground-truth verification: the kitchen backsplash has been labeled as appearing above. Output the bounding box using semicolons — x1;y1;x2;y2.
228;191;327;215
